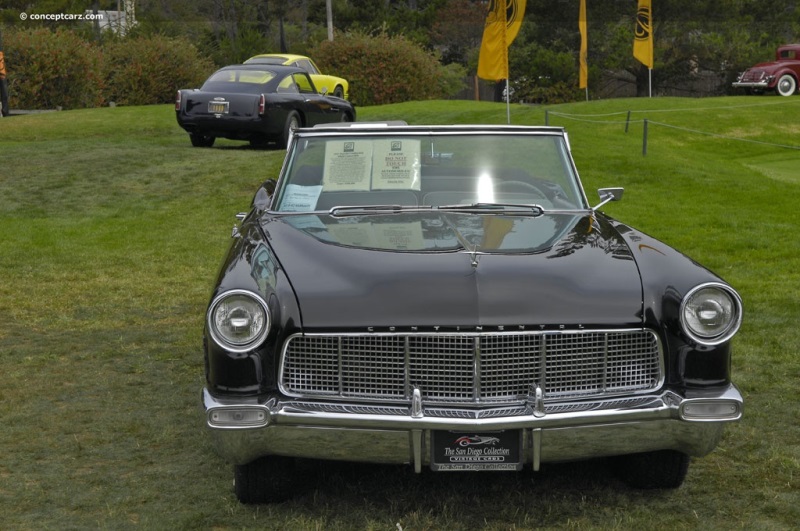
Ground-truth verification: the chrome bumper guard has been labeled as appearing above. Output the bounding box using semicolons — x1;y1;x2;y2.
202;385;743;469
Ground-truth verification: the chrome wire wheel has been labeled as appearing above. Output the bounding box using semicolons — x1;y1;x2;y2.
776;74;796;96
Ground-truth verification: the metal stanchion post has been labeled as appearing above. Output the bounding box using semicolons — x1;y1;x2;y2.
643;119;649;156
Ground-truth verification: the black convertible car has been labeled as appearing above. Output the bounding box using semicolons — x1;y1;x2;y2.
175;64;355;149
202;123;744;503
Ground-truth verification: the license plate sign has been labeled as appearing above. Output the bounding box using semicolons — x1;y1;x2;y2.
208;101;229;114
431;431;522;471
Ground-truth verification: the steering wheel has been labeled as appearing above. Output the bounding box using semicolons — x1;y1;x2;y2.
496;180;550;200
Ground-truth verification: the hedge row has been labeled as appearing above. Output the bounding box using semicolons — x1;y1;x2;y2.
4;28;466;110
4;28;214;110
311;31;465;107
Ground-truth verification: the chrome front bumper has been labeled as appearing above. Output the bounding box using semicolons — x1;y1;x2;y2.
732;80;770;89
202;385;743;469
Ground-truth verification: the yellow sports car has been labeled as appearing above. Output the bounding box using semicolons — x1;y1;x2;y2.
244;54;349;100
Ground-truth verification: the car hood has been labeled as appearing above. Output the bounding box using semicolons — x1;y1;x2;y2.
263;212;643;329
746;59;797;71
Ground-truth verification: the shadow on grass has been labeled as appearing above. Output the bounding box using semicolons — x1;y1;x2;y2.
248;457;663;525
179;140;285;152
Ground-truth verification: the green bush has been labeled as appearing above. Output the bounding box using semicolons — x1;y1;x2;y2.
5;28;104;110
506;43;585;105
438;62;469;100
509;79;583;105
2;29;215;110
310;31;466;106
103;35;215;106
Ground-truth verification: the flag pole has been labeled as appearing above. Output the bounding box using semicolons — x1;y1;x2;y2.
633;0;654;98
477;0;526;124
505;3;510;124
578;0;588;102
506;79;511;124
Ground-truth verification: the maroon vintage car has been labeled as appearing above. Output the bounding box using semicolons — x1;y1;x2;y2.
733;44;800;96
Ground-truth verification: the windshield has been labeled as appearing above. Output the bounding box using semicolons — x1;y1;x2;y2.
273;133;586;213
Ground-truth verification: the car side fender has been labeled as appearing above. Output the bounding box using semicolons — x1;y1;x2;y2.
205;221;303;394
606;218;727;329
607;218;737;386
774;66;799;79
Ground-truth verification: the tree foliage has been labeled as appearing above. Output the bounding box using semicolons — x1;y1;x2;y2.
429;0;485;65
490;0;799;98
1;0;798;105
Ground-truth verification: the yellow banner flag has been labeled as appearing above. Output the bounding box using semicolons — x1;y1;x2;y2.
477;0;527;81
633;0;653;68
579;0;588;89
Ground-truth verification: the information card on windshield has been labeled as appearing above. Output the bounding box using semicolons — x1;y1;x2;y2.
322;139;421;191
371;139;421;190
323;140;373;191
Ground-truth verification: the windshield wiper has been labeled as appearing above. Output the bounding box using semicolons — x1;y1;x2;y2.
436;203;545;216
328;204;432;217
328;203;546;217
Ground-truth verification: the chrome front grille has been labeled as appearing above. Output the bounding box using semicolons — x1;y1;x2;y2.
740;70;766;82
280;330;662;404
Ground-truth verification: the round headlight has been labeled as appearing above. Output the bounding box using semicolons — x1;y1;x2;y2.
680;283;742;345
207;290;270;352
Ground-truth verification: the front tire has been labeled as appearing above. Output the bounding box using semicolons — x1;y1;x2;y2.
333;85;345;99
614;450;690;489
776;74;797;96
233;455;296;504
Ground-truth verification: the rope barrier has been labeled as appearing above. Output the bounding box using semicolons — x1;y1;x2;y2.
544;100;800;153
647;120;800;150
548;97;800;118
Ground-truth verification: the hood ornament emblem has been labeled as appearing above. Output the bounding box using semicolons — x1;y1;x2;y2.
469;245;480;268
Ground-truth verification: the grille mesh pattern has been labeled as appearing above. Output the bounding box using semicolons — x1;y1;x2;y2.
281;330;661;404
739;70;766;82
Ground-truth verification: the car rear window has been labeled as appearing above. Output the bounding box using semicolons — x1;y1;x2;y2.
202;69;276;92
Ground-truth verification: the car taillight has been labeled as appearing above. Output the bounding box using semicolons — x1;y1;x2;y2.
175;90;181;111
258;94;265;115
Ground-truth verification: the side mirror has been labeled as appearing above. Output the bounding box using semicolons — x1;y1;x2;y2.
252;179;277;212
593;187;624;210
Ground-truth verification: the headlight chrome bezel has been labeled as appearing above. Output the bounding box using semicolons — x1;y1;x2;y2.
207;289;271;353
680;282;743;346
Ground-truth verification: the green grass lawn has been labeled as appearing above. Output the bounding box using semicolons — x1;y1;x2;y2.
0;97;798;529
